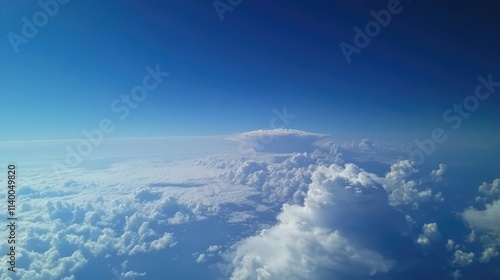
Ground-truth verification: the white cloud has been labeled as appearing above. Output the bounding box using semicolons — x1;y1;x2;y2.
430;163;447;178
196;253;207;263
417;236;430;246
0;131;459;279
480;246;499;263
224;163;406;279
0;154;262;279
167;211;190;225
462;200;500;233
219;151;338;205
422;223;439;237
377;160;440;207
478;179;500;198
417;223;440;246
228;129;328;154
207;245;220;253
452;250;475;267
466;230;476;243
434;191;444;202
150;233;175;251
358;138;375;150
405;215;416;227
451;269;463;280
227;211;256;223
446;239;456;251
461;181;500;264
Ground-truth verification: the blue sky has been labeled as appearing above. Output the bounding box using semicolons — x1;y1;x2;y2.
1;0;499;145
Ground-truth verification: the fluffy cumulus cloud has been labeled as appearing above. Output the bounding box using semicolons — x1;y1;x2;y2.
417;223;440;246
150;233;175;251
224;163;414;279
479;246;499;263
446;239;457;251
0;192;179;279
478;179;500;199
452;250;475;267
110;260;146;280
195;253;207;263
430;164;447;179
207;245;221;253
463;188;500;233
218;142;445;209
0;154;262;279
376;160;444;208
461;179;500;264
462;206;500;262
219;153;319;205
215;132;456;279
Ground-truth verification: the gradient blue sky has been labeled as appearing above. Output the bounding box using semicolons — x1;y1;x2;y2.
1;0;499;144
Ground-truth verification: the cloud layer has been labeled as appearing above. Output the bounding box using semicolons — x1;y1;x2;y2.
224;163;416;279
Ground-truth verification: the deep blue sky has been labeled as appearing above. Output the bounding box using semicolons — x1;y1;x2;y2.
1;0;499;144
